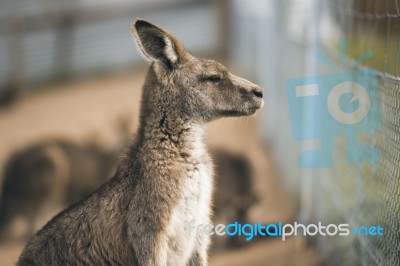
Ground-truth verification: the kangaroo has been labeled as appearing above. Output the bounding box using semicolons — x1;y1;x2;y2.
0;137;119;242
211;149;258;250
18;19;263;266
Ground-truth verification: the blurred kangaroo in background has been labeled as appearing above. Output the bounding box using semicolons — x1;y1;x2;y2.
0;140;118;241
18;19;263;266
0;115;132;241
211;150;258;250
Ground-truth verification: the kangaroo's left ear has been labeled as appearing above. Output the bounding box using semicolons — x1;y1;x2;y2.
131;19;187;69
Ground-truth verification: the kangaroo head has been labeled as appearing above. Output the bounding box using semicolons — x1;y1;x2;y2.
132;19;263;123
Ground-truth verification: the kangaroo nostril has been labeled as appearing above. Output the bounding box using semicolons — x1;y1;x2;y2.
252;88;263;98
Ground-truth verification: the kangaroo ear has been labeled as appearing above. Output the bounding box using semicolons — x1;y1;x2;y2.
132;19;185;69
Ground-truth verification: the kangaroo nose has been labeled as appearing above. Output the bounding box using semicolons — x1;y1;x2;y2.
252;87;263;98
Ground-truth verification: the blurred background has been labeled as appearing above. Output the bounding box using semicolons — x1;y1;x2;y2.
0;0;399;265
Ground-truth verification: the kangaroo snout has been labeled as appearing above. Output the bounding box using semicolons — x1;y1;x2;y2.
233;74;263;101
251;86;264;111
237;83;264;114
239;85;263;98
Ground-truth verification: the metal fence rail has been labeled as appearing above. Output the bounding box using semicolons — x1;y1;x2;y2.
0;0;220;101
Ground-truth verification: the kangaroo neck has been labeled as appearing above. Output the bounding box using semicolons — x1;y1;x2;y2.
138;108;205;156
137;69;205;157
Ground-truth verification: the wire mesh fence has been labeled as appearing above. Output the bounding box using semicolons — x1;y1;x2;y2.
232;0;399;265
314;0;400;265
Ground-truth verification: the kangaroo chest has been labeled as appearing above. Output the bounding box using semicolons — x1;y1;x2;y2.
166;150;213;264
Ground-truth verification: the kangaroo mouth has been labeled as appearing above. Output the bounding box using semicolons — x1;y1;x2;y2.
246;98;264;114
247;98;264;115
220;99;264;117
220;109;246;117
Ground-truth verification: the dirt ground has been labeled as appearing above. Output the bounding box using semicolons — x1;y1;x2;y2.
0;69;320;265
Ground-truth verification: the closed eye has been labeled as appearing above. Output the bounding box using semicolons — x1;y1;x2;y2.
205;75;222;82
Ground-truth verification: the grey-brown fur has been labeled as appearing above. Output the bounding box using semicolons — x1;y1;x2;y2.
18;19;263;266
